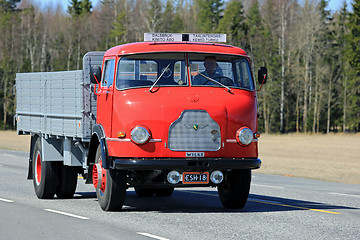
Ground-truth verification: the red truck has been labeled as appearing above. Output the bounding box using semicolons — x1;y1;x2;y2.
16;33;267;211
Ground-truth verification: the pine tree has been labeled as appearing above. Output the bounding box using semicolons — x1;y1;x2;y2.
68;0;82;16
217;0;246;47
258;0;282;133
196;0;224;33
338;1;349;132
246;0;264;72
0;0;20;13
0;0;20;129
171;11;184;32
162;0;174;32
346;0;360;131
110;10;126;45
147;0;162;32
81;0;92;13
67;0;93;69
316;0;339;134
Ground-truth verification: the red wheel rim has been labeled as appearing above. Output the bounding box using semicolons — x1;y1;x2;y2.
35;152;41;185
92;160;106;194
93;164;99;189
99;160;106;193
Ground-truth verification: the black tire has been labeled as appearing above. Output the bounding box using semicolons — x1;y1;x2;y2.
94;145;127;211
32;137;58;199
134;187;155;197
154;188;174;197
218;170;251;209
56;165;78;199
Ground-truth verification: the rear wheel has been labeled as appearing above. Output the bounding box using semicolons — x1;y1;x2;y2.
32;137;58;199
56;165;78;199
218;170;251;209
93;145;127;211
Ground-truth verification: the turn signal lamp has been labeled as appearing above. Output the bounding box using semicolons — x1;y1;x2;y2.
117;132;126;138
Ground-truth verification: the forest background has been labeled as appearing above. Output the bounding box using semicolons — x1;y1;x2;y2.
0;0;359;134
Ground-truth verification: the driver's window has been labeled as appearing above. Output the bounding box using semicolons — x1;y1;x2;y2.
190;58;234;86
235;59;254;90
102;59;115;87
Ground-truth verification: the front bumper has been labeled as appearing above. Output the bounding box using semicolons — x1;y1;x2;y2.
113;158;261;170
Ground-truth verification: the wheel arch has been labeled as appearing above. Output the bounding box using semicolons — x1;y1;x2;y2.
88;124;110;169
27;134;41;180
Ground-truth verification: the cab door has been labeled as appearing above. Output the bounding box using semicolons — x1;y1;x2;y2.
96;57;116;137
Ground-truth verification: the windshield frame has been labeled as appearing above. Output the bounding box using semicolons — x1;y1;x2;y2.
114;52;255;92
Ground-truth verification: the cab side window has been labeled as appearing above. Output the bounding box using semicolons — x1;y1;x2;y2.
102;59;115;87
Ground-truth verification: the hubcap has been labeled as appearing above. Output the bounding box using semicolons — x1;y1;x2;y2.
92;160;106;193
35;152;41;185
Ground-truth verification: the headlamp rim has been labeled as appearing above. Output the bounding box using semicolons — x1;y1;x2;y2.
130;126;151;145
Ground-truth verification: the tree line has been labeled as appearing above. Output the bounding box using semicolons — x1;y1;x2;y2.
0;0;359;133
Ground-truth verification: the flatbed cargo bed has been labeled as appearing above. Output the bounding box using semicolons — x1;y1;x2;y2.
15;52;104;140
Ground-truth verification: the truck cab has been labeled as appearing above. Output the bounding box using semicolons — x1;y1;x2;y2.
88;34;267;211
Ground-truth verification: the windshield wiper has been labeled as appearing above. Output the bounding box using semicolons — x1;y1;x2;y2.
197;72;232;93
149;63;171;92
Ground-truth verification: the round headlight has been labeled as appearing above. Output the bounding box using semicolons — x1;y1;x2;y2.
131;126;151;144
167;171;181;184
210;170;224;184
237;127;253;145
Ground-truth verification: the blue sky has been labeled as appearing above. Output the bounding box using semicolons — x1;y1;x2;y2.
328;0;353;11
37;0;353;13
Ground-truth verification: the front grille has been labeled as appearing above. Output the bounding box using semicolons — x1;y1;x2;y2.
168;110;221;151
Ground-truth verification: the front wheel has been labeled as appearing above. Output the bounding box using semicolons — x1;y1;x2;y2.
217;170;251;209
93;145;127;211
32;137;58;199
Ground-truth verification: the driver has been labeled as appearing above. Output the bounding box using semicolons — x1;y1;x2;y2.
193;56;222;85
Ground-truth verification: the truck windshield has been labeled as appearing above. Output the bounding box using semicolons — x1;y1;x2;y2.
116;52;254;91
116;53;188;90
189;53;254;91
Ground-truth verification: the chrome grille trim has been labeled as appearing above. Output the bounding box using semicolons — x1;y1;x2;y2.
168;110;221;151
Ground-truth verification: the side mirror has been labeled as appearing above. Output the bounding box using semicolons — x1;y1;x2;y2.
258;67;267;85
90;66;102;84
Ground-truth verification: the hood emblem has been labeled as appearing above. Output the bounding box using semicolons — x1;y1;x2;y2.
184;124;208;131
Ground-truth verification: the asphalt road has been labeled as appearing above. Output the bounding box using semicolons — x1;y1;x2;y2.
0;149;359;240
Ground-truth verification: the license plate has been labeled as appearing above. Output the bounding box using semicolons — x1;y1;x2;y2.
182;172;209;184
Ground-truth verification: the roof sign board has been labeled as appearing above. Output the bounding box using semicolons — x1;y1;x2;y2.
144;33;227;43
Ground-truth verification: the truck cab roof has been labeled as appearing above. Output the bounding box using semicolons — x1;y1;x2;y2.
104;41;248;58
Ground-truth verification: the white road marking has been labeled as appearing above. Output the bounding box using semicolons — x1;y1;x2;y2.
44;209;89;220
0;198;14;203
329;192;360;198
3;154;17;158
137;232;170;240
252;184;284;189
